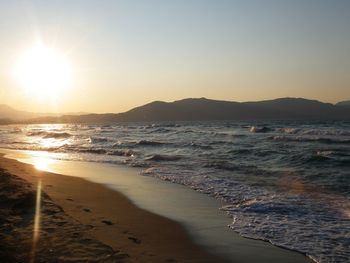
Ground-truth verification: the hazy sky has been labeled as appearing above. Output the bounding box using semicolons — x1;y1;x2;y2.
0;0;349;113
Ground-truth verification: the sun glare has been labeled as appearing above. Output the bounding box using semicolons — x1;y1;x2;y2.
12;43;72;100
32;156;56;171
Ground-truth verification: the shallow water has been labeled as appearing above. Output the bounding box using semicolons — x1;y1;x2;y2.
0;121;349;262
1;149;311;263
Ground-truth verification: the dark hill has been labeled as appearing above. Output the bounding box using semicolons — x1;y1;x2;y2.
23;97;350;124
0;104;39;120
0;104;87;121
336;100;350;107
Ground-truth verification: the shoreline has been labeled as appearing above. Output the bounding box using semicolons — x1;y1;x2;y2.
0;149;314;263
0;154;226;262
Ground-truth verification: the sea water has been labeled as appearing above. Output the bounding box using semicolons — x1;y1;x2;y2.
0;121;349;262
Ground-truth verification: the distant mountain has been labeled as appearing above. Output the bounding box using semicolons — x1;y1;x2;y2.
0;104;41;121
0;104;87;122
21;97;350;124
336;100;350;107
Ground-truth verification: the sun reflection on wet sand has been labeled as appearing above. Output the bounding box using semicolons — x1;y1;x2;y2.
32;156;56;171
29;151;56;262
30;179;42;263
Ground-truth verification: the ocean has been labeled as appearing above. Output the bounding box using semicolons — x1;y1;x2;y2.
0;121;349;263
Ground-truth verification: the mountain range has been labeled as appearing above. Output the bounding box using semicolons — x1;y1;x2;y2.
0;104;49;121
0;104;86;123
336;100;350;107
1;98;350;124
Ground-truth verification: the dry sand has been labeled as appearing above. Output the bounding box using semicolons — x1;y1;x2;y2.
0;154;226;263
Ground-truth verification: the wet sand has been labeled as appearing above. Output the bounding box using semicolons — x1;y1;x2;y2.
0;150;314;263
0;154;226;262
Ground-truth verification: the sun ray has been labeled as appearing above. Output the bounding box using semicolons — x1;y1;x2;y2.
30;179;42;263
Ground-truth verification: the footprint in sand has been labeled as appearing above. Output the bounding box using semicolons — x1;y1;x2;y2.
71;232;80;238
55;221;68;226
101;220;113;225
128;236;141;244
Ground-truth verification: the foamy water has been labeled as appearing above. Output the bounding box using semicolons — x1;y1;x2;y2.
0;121;349;262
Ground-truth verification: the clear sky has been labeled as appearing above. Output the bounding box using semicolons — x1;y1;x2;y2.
0;0;349;113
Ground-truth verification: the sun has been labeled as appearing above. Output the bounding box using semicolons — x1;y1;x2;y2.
12;42;72;100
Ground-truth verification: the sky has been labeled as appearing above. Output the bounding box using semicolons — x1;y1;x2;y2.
0;0;349;113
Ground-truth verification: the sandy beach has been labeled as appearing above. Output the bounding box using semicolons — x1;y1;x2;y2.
0;154;227;262
0;150;315;263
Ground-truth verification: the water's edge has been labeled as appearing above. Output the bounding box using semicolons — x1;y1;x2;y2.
1;121;349;262
1;148;313;263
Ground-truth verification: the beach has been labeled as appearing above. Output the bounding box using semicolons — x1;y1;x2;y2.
0;154;226;262
0;149;314;263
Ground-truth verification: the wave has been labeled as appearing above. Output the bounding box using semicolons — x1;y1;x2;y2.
227;148;252;155
204;161;257;173
250;126;272;133
174;129;195;134
278;128;350;136
313;151;350;166
231;134;247;138
137;140;168;146
308;154;332;162
43;132;72;139
8;128;22;134
301;129;350;136
78;148;107;154
26;131;47;136
1;144;66;153
315;150;350;158
278;149;350;168
146;154;182;161
11;141;31;145
146;128;173;133
108;150;134;157
87;137;109;143
27;131;72;139
94;126;116;133
77;148;134;157
271;135;350;144
212;131;247;138
145;123;180;128
187;142;213;150
277;128;301;134
208;140;234;145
